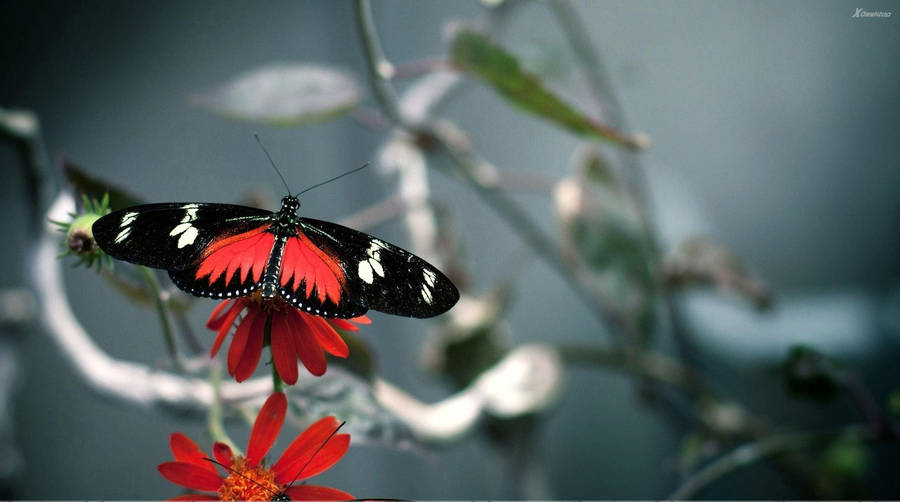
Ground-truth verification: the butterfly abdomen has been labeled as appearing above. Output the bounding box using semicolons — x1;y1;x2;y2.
261;235;288;299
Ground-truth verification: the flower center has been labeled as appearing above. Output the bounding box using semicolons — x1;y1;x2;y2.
217;456;284;502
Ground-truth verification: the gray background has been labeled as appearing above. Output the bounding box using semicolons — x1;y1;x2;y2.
1;0;898;498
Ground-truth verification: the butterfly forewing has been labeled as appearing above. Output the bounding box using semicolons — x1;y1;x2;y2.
298;218;459;318
93;203;271;270
93;197;459;319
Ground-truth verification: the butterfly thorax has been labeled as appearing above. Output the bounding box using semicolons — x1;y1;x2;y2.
260;196;301;298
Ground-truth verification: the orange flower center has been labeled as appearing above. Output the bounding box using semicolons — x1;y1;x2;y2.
217;456;284;502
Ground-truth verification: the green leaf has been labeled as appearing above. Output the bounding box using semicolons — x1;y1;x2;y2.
63;159;144;211
450;29;647;150
284;367;418;451
193;63;361;126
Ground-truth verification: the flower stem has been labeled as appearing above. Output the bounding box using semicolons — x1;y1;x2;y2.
207;361;240;454
268;316;284;393
137;265;182;371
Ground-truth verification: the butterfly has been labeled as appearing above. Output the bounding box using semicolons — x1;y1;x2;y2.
92;153;458;319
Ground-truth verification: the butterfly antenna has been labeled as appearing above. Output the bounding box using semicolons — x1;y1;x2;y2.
296;164;369;196
286;421;347;488
254;133;293;195
203;457;278;498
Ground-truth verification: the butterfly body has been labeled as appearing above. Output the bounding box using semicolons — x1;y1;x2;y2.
93;195;458;319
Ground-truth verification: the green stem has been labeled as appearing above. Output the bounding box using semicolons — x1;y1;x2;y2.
206;362;240;454
668;425;871;500
137;265;181;371
267;316;284;393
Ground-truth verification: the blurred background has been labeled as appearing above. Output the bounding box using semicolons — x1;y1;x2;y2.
1;0;898;499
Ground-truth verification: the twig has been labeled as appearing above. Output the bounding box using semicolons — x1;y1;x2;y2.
668;425;872;500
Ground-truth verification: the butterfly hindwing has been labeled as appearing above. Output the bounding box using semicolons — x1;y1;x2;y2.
93;203;272;270
275;228;369;319
297;218;459;318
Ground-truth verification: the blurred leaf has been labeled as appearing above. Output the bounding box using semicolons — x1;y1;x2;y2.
194;63;361;126
284;367;418;451
421;288;511;388
779;345;841;402
554;146;656;341
811;432;870;498
888;389;900;418
664;236;772;309
62;159;144;210
449;29;647;150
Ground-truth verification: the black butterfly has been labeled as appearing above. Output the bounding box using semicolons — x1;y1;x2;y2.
92;193;458;319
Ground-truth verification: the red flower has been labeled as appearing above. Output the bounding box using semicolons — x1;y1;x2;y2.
206;295;371;384
158;392;352;501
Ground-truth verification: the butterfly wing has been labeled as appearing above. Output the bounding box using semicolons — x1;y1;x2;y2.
291;218;459;318
93;202;273;270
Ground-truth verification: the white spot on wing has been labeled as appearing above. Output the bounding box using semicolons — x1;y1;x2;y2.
169;222;193;237
420;285;433;304
177;226;199;248
114;227;131;243
423;269;436;287
120;212;138;227
370;259;384;278
358;260;374;284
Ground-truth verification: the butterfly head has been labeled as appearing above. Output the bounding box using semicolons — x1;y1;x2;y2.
280;196;300;215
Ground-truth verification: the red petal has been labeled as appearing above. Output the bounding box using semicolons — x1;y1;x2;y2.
271;313;299;385
212;442;234;467
349;315;372;325
233;312;266;382
273;416;347;483
210;305;240;359
307;315;349;358
276;434;349;483
246;392;287;468
227;307;258;376
205;300;234;330
158;461;223;491
166;494;220;501
328;318;358;332
289;312;327;376
285;484;353;500
169;433;216;474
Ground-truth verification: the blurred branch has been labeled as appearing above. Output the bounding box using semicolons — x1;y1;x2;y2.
354;0;406;126
354;0;634;341
549;0;705;371
668;424;876;500
556;343;710;399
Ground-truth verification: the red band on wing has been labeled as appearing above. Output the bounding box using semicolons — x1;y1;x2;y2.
280;231;346;305
195;225;274;285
